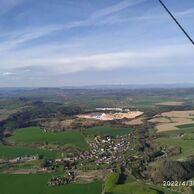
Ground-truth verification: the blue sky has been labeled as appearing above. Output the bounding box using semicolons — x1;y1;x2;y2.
0;0;194;87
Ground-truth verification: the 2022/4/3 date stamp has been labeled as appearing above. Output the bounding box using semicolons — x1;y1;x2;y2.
163;181;194;187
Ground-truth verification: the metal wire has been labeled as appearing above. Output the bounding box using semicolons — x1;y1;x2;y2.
159;0;194;45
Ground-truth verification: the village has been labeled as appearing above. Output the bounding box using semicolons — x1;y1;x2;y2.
47;134;131;186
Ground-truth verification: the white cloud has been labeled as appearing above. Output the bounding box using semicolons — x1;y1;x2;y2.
0;0;146;52
2;72;16;76
0;25;63;52
91;0;145;18
175;8;194;17
1;43;193;74
0;0;193;53
0;0;193;81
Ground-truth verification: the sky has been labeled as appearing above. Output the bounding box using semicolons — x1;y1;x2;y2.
0;0;194;87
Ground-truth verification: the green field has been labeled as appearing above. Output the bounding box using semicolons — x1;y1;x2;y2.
128;96;175;108
177;123;194;129
8;127;88;150
156;123;194;160
0;144;57;159
83;125;132;137
158;128;194;138
104;173;179;194
156;137;194;160
0;174;102;194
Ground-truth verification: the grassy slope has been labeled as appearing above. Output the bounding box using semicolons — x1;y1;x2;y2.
83;126;132;137
0;174;102;194
156;138;194;160
156;125;194;160
104;173;119;192
0;144;57;159
109;183;180;194
104;173;179;194
8;127;88;150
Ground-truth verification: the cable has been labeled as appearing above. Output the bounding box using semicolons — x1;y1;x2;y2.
159;0;194;46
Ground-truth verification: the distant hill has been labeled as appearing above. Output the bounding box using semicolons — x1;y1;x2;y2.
1;83;194;91
73;83;194;89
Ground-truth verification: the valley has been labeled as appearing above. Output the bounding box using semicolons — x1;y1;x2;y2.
1;88;194;194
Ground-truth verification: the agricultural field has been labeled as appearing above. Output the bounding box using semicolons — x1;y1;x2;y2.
150;110;194;132
128;97;181;108
83;125;133;137
0;144;57;159
8;127;88;150
156;101;184;106
0;174;102;194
